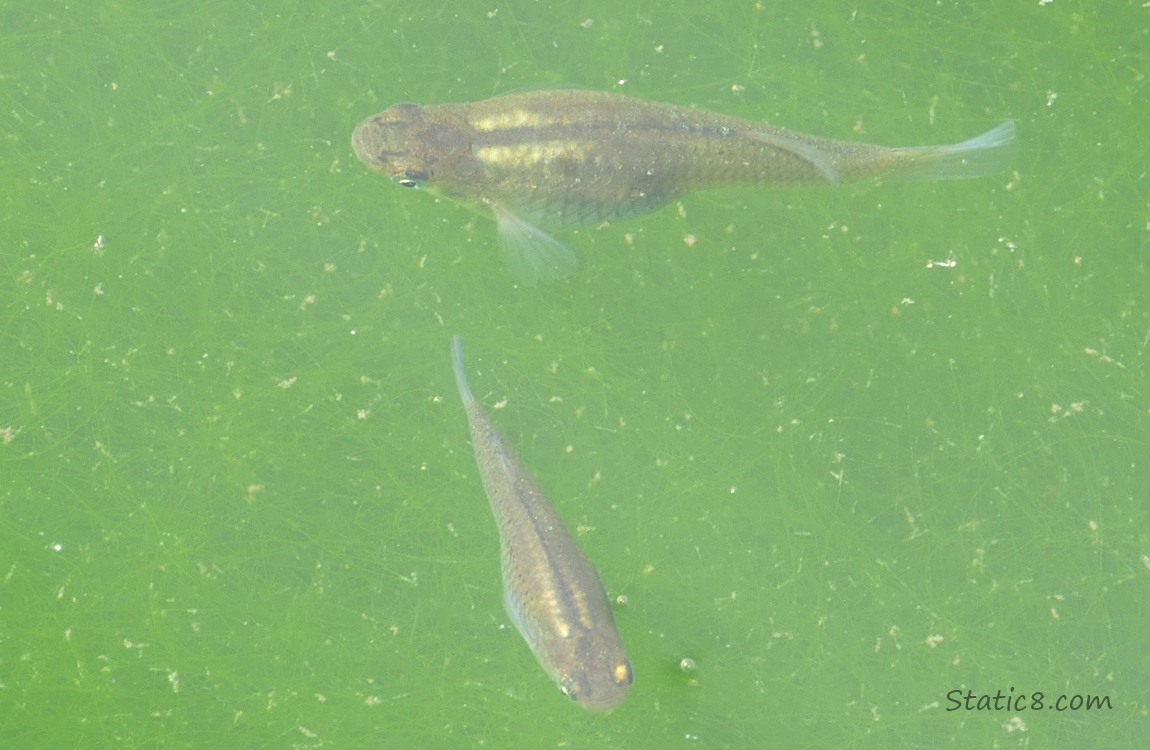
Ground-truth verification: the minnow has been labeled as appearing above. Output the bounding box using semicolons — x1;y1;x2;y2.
450;336;631;711
354;90;1015;283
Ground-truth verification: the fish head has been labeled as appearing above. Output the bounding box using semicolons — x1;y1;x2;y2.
558;645;632;712
352;102;468;190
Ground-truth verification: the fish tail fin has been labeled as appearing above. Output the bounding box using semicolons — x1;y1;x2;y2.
891;120;1018;181
451;335;474;405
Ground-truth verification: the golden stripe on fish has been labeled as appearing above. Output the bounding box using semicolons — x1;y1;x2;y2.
541;587;571;637
471;109;551;132
474;140;592;168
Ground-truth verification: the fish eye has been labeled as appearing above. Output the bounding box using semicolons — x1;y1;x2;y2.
559;677;581;701
394;169;426;188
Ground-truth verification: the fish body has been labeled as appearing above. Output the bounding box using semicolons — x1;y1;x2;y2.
450;336;631;711
353;90;1016;282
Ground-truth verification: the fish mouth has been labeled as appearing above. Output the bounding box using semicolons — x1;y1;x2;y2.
352;117;424;180
351;119;382;168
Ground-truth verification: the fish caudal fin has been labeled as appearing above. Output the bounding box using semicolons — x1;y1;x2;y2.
494;205;579;285
891;120;1018;181
450;335;473;406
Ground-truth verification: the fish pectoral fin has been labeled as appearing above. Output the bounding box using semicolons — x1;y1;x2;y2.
493;206;579;285
747;130;841;185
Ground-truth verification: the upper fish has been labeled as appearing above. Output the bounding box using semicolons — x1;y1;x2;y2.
353;89;1016;284
450;336;632;711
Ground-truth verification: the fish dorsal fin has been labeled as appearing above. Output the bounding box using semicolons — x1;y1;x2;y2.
746;129;841;185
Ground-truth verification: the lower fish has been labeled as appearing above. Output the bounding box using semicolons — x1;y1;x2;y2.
450;336;632;711
353;89;1017;283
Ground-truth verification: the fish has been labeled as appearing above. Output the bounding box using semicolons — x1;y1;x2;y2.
353;89;1017;284
449;335;632;711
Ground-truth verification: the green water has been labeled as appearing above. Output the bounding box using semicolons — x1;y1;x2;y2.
2;1;1146;747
